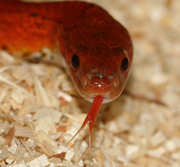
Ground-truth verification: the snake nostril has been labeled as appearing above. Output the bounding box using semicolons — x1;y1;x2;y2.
107;75;113;81
113;78;120;89
87;74;92;80
85;73;116;87
82;77;88;87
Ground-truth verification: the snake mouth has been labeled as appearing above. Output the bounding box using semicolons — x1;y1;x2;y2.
78;88;120;103
76;75;125;103
84;96;116;103
77;74;123;103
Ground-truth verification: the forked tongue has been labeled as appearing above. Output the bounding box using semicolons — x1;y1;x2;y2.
67;95;103;145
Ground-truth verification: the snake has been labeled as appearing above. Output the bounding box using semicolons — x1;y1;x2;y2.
0;0;133;142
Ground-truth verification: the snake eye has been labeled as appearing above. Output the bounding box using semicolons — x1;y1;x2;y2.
71;54;80;69
121;57;129;72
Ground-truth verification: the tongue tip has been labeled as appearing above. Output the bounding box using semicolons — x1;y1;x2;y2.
67;95;103;145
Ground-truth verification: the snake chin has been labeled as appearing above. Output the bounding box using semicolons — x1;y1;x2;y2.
84;96;117;104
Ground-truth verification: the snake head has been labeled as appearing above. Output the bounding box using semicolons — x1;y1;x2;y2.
68;44;132;103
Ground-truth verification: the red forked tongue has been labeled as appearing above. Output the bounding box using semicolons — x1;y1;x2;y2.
68;95;103;145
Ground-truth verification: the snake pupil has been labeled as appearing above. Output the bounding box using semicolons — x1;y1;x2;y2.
121;58;129;71
71;54;80;69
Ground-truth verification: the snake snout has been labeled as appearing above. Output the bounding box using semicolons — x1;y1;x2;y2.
81;68;120;96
